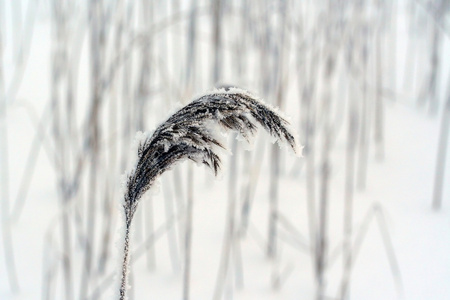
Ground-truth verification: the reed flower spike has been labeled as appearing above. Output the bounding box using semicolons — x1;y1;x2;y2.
119;88;301;300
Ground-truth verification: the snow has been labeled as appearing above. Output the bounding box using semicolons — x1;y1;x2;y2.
1;2;450;300
2;92;448;299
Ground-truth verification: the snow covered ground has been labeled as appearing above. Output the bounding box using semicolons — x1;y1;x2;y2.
2;78;449;300
1;1;450;300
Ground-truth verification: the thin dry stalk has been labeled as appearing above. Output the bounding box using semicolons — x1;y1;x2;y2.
162;178;181;272
238;135;266;235
268;0;289;262
356;34;371;191
432;76;450;210
119;89;300;299
340;64;359;300
183;164;194;300
374;23;384;160
80;0;104;297
213;136;239;300
98;0;128;274
315;50;336;300
419;2;445;114
145;195;156;270
50;2;73;298
0;18;20;294
212;0;223;85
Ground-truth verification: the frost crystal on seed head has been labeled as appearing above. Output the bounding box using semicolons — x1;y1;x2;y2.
118;89;302;299
123;89;301;215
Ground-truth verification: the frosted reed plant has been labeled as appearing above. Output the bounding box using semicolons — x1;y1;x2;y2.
118;88;301;299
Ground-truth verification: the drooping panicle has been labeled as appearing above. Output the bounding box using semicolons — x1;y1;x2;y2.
123;88;300;223
119;88;300;300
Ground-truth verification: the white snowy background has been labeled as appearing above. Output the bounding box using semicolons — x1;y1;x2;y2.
1;0;450;299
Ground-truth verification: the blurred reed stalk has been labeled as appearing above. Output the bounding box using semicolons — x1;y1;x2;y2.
315;53;335;300
212;0;223;85
374;11;385;161
0;12;20;294
340;34;360;300
163;179;181;272
356;17;371;191
182;0;198;298
98;0;126;274
183;164;193;300
42;230;58;300
432;74;450;210
419;0;448;114
213;136;240;299
50;2;74;299
79;0;106;298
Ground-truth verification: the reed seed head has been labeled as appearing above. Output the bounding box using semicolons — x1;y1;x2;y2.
123;88;300;223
